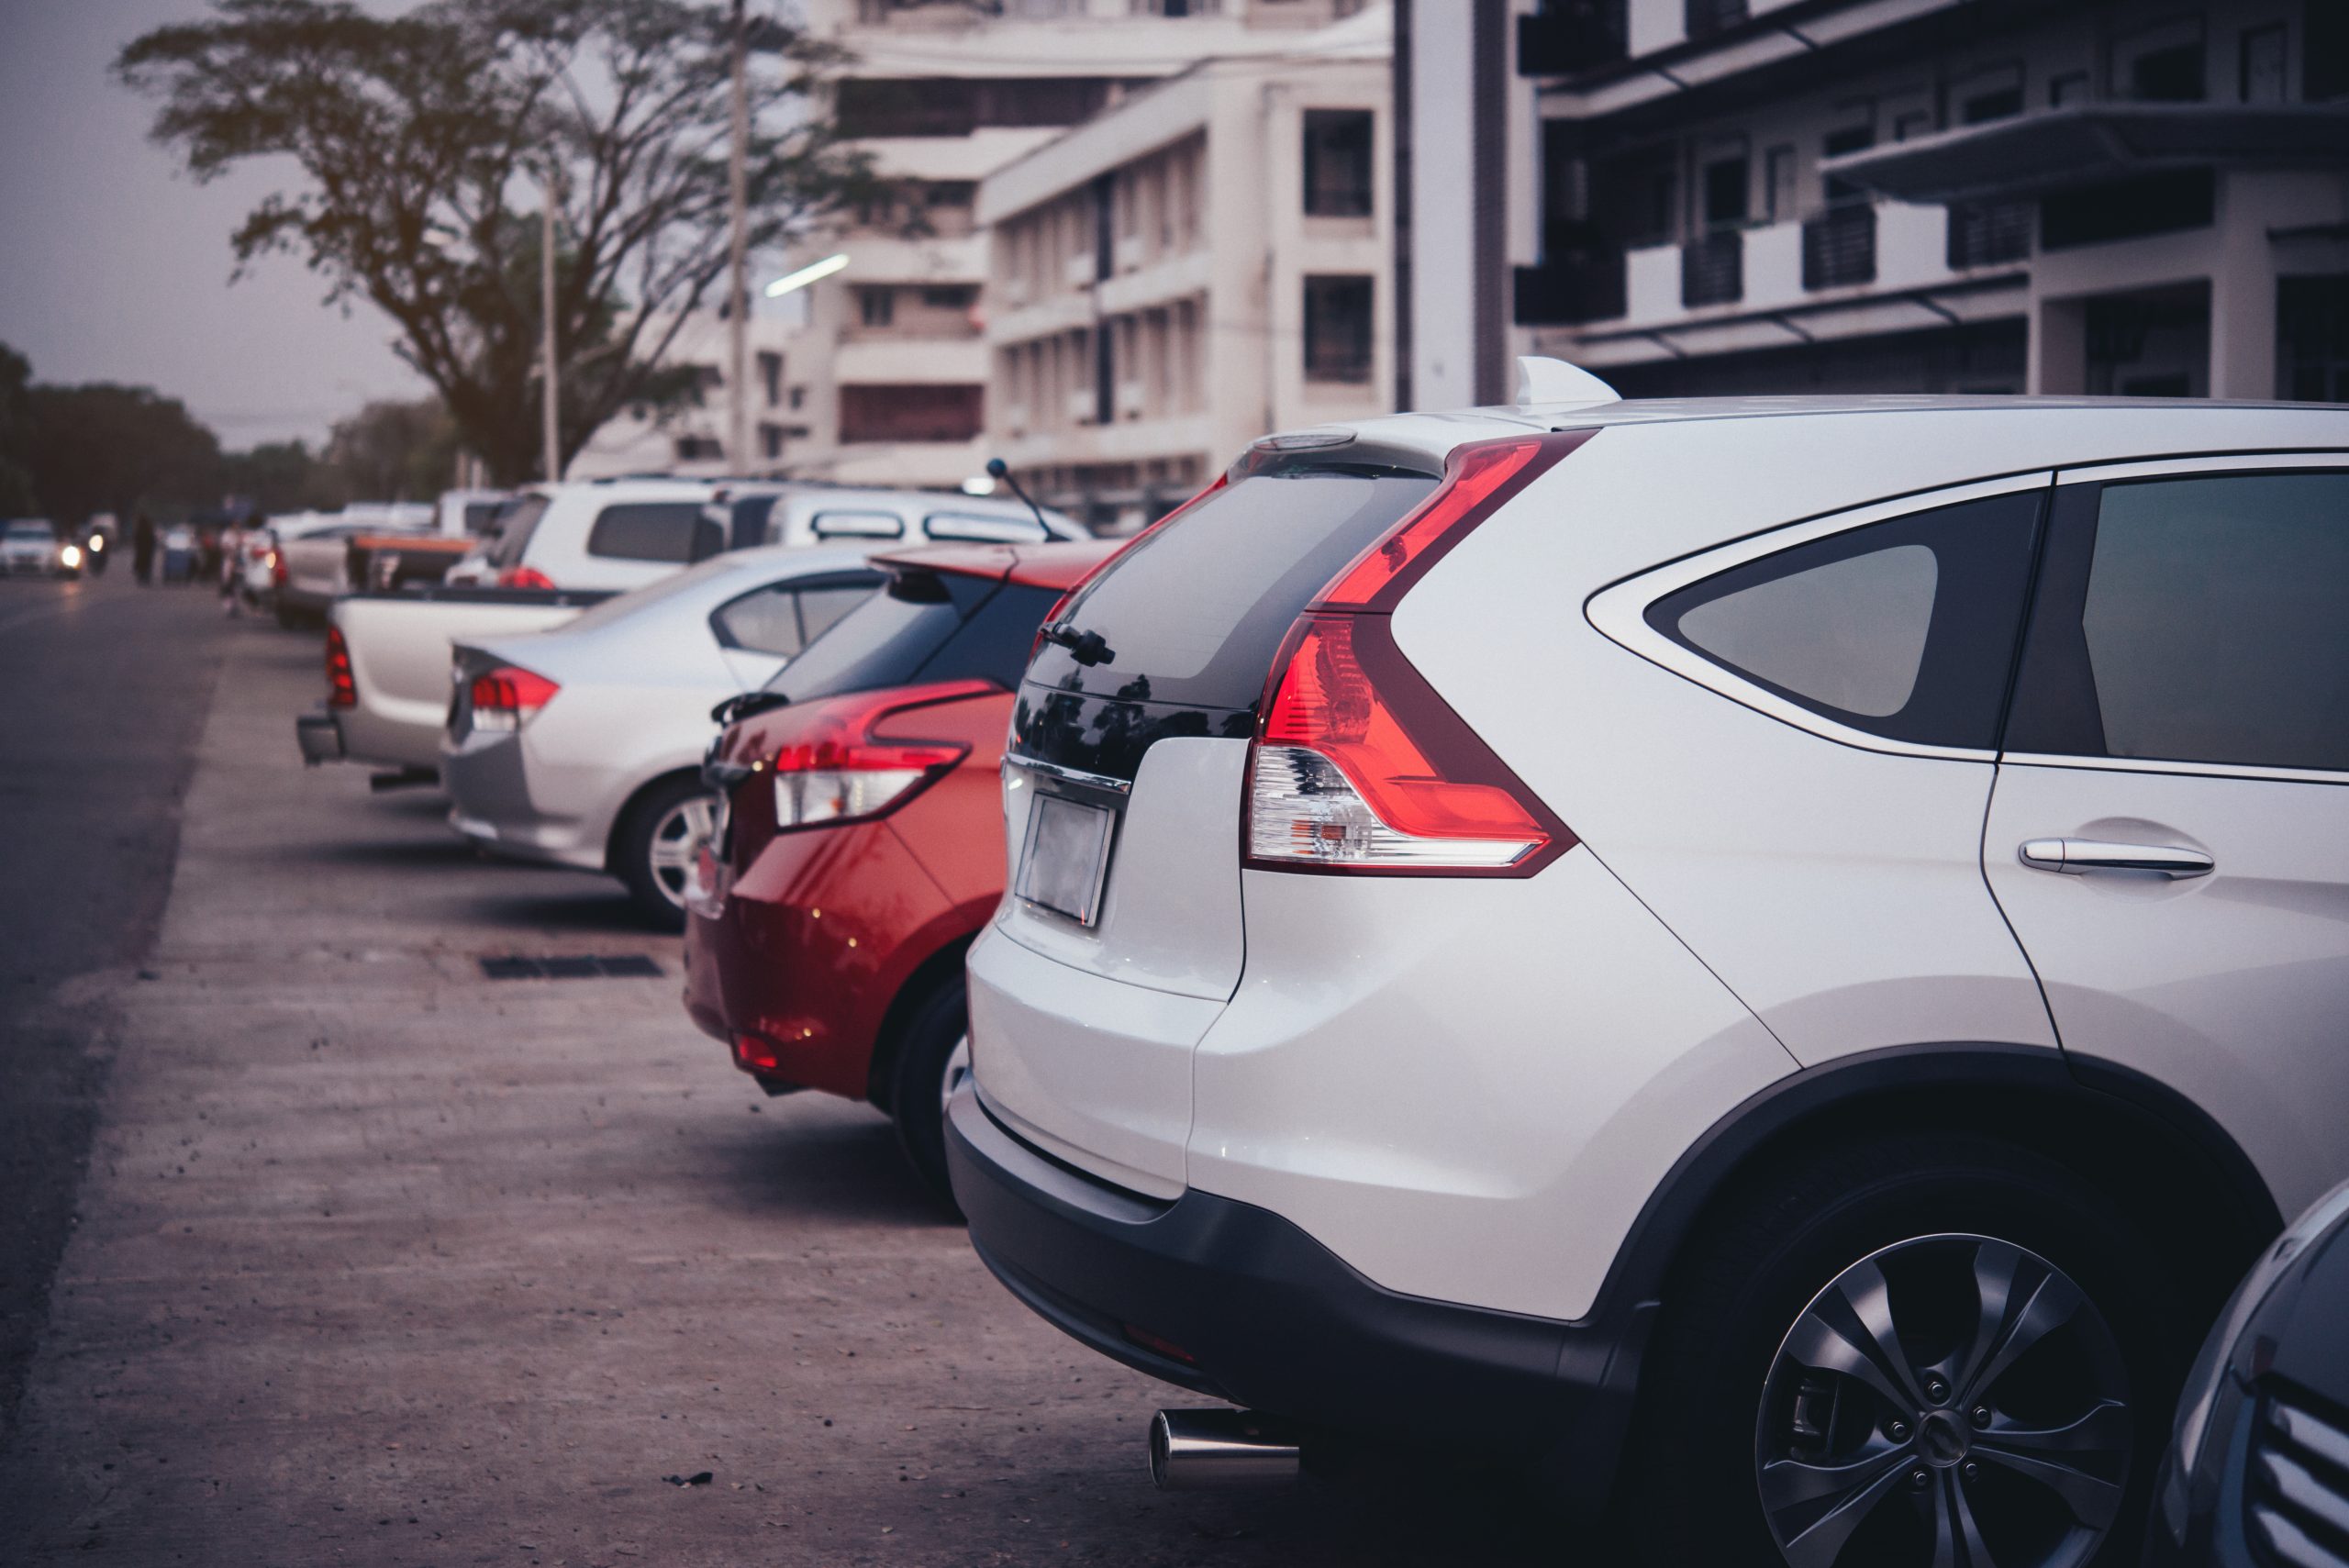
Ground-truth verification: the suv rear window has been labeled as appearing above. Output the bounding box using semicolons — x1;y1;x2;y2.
586;502;722;562
769;571;1061;704
487;494;551;568
1033;467;1440;711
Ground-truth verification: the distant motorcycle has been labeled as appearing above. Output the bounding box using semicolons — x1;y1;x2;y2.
83;528;109;577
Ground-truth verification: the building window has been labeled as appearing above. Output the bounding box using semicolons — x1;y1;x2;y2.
1303;275;1374;384
1302;110;1375;217
838;384;984;444
859;286;895;328
788;385;806;411
2118;21;2206;102
1763;145;1798;223
1701;149;1749;229
2049;71;2091;106
920;284;976;311
757;351;783;408
1955;62;2023;124
674;435;724;462
1821;117;1876;208
1686;0;1746;41
2277;274;2349;401
2241;23;2288;103
759;424;785;461
1893;109;1933;141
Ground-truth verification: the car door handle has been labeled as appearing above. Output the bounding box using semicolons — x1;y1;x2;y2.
2018;839;2214;878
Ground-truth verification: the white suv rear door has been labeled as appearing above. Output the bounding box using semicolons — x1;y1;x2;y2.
1985;457;2349;1221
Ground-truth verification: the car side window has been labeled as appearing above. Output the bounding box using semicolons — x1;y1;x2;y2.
796;584;872;645
2008;472;2349;773
1646;489;2044;750
711;585;807;657
810;509;904;540
924;511;1044;543
585;503;720;562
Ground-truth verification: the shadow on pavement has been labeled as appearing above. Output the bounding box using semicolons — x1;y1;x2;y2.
707;1110;959;1231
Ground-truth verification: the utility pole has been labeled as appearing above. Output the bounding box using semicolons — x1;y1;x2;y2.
728;0;751;474
542;162;563;485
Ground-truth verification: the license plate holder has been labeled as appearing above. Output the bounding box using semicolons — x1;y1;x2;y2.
1015;791;1115;927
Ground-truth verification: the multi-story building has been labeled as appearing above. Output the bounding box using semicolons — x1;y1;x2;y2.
790;0;1372;494
979;9;1393;529
568;309;804;481
1410;0;2349;406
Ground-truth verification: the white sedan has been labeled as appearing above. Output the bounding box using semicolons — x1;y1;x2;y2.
439;544;884;928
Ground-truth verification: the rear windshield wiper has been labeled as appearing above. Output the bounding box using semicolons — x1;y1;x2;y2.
1039;622;1115;667
711;690;790;727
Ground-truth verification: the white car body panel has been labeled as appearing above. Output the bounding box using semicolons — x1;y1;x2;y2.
332;595;591;771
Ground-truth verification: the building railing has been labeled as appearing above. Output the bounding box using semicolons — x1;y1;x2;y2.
1680;230;1743;307
1685;0;1748;40
1946;201;2032;269
1802;206;1877;290
1513;250;1628;326
1516;0;1628;76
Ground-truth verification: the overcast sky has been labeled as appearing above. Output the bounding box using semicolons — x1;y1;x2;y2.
0;0;427;447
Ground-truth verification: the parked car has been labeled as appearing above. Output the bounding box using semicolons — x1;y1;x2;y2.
2146;1177;2349;1568
443;479;723;593
440;545;885;928
273;503;438;625
1;518;80;576
684;538;1121;1200
299;583;618;781
709;484;1087;550
944;369;2349;1568
159;525;197;584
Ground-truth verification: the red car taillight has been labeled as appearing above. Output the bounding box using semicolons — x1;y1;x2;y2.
767;680;988;831
269;549;286;586
499;565;555;590
468;665;559;731
1243;432;1591;876
325;626;357;709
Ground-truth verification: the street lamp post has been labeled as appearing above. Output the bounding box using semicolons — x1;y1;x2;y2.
542;163;563;485
728;0;751;474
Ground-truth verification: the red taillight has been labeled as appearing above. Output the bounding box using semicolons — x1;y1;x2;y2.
324;626;356;709
766;679;990;831
1030;473;1227;664
468;665;559;731
1244;431;1591;876
269;549;286;586
499;565;555;589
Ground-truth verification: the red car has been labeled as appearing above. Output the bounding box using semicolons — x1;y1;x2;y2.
683;539;1122;1203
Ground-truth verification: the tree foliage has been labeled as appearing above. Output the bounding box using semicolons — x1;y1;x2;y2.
19;382;224;527
119;0;879;484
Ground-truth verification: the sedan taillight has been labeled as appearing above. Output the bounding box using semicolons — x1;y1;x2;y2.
498;565;555;590
325;626;357;709
468;665;559;731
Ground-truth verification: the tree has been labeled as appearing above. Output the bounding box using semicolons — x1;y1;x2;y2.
21;383;223;526
218;439;344;516
0;345;36;517
324;396;461;500
120;0;880;484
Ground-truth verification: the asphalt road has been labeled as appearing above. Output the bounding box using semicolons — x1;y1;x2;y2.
0;598;1595;1565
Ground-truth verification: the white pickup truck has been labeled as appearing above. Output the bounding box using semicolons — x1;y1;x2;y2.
296;585;617;783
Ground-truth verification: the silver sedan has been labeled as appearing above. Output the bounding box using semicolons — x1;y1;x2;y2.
440;544;883;928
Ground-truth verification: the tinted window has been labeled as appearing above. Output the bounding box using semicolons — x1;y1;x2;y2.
1648;490;2044;749
770;575;1059;705
713;585;809;656
461;502;503;535
924;511;1048;543
796;584;870;644
585;503;721;562
488;494;551;568
810;509;904;540
2078;473;2349;771
1038;468;1440;711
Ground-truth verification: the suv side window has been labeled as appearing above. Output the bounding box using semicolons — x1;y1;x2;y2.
1646;489;2044;750
710;573;880;657
586;503;723;562
2007;471;2349;772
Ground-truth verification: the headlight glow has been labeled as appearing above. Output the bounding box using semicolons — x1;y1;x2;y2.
59;544;83;569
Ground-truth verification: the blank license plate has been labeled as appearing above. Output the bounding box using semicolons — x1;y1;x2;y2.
1015;793;1115;927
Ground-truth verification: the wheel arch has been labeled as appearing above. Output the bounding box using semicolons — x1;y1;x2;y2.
864;932;977;1116
1601;1044;2281;1328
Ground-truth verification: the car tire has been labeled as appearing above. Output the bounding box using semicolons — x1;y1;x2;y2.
1620;1129;2194;1568
887;974;969;1218
613;775;716;933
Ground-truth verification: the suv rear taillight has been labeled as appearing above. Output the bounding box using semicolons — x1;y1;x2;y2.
768;679;991;831
1244;432;1589;876
325;626;357;709
469;665;559;731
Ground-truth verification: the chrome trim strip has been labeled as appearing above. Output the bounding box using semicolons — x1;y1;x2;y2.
1003;752;1132;795
1999;752;2349;788
2057;450;2349;484
1585;472;2051;764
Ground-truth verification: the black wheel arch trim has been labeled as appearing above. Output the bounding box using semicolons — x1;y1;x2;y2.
1587;1041;2283;1335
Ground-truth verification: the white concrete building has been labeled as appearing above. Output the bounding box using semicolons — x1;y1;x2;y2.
979;10;1394;529
568;309;804;481
789;0;1374;495
1408;0;2349;404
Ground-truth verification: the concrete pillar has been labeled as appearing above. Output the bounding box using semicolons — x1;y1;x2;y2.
2030;295;2087;395
2208;172;2280;399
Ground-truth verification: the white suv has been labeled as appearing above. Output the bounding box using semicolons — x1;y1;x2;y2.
946;372;2349;1568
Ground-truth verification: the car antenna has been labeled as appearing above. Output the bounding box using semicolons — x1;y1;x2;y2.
986;458;1049;536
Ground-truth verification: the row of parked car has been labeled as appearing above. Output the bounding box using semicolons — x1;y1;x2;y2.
287;366;2348;1568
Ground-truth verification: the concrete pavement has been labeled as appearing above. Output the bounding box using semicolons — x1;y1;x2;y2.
0;609;1566;1565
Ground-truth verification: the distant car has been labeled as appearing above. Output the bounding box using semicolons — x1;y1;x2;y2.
445;479;724;593
684;539;1121;1201
2146;1176;2349;1568
709;484;1087;550
440;545;885;928
1;518;80;577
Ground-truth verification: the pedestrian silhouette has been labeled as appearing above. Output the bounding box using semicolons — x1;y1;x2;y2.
132;512;156;585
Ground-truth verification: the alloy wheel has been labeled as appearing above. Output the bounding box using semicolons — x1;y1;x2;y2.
1755;1233;2132;1568
646;794;718;909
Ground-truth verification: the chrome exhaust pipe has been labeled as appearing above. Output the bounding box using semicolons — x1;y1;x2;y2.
1147;1408;1300;1491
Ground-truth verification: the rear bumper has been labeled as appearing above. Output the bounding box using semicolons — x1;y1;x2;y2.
945;1089;1651;1514
441;734;602;871
295;709;346;765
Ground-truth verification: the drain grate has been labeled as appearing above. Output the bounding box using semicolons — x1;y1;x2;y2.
479;954;664;981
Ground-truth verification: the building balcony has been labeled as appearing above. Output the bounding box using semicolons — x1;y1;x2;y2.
1680;230;1743;308
1513;249;1627;326
1802;206;1877;291
1516;1;1627;78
